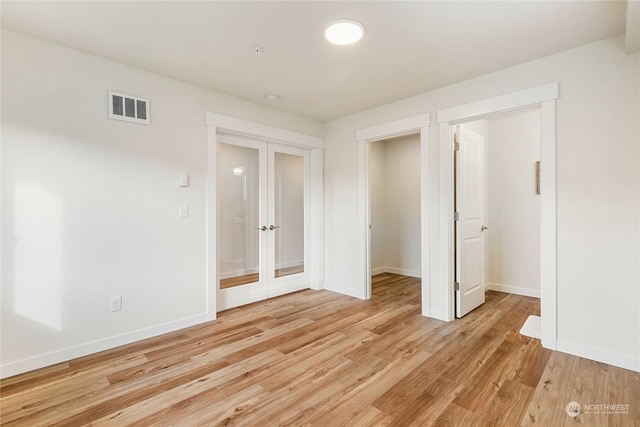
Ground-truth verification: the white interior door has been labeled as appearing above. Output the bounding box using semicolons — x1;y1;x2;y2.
455;126;486;317
217;134;310;310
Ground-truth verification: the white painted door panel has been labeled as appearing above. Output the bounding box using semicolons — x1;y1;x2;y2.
455;126;486;318
217;134;310;311
267;143;310;298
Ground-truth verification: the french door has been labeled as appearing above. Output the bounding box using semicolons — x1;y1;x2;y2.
217;133;310;310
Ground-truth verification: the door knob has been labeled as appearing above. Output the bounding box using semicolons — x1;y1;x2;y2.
253;226;267;231
269;225;281;231
481;225;488;231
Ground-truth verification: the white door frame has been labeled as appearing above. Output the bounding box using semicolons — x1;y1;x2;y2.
356;114;432;316
437;83;558;350
206;112;324;321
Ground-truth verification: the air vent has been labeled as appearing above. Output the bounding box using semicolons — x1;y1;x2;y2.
108;91;150;124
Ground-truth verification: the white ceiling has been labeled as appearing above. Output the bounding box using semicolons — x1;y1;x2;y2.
1;1;631;122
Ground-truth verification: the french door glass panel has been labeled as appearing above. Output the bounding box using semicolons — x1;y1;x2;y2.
273;152;305;278
218;135;309;310
218;141;264;290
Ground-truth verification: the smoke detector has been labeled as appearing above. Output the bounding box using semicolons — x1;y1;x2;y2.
265;93;280;103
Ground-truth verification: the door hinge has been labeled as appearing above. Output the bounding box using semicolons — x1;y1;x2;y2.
454;211;460;221
455;281;460;291
454;132;459;151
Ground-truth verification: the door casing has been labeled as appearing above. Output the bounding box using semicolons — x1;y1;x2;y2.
356;114;432;315
437;83;558;350
355;82;558;351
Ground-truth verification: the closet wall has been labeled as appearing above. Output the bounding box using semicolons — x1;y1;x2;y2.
486;110;541;296
369;134;421;278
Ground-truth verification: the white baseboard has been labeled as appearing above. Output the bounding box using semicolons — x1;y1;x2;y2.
371;266;421;279
485;283;540;298
220;261;303;280
219;267;258;280
276;260;304;270
371;266;387;276
0;313;208;379
557;339;640;373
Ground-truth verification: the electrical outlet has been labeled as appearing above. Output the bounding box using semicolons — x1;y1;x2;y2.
110;296;122;312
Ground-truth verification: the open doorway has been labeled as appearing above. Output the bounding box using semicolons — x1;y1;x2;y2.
369;134;422;301
454;109;541;318
355;113;431;315
437;82;558;349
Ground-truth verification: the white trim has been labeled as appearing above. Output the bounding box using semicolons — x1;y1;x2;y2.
436;122;454;322
437;83;558;123
436;83;558;352
275;260;304;270
206;126;218;322
539;100;557;351
485;283;540;298
205;112;324;149
371;267;387;276
419;126;430;316
357;138;370;300
219;267;259;280
356;113;431;141
376;267;422;279
310;148;324;290
0;313;207;379
557;339;640;373
356;114;431;315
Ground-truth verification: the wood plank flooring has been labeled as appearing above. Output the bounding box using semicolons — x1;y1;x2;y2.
2;273;639;426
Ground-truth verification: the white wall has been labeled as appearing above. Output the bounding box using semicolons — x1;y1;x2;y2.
0;29;322;377
2;28;639;376
369;135;421;277
485;110;541;297
323;36;639;370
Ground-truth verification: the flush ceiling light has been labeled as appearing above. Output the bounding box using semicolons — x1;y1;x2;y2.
324;19;364;45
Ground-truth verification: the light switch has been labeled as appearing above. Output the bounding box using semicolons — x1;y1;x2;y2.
179;204;189;218
179;174;189;187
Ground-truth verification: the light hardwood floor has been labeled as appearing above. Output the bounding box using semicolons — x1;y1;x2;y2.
1;274;639;426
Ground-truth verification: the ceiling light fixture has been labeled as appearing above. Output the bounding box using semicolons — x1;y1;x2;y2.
324;19;365;45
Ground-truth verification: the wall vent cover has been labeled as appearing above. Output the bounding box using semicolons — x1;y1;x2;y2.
108;91;150;124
